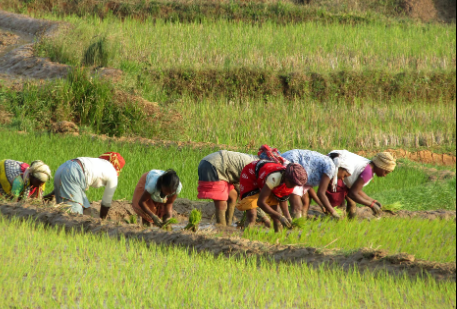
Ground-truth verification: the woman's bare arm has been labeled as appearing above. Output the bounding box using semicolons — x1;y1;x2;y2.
348;178;376;207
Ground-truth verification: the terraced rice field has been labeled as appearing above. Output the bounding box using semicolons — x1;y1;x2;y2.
0;1;455;307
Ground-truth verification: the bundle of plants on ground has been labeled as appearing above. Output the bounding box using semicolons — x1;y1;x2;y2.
185;209;202;232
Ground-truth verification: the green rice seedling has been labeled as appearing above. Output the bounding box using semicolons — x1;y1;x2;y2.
383;202;404;212
334;208;345;217
129;215;138;224
291;217;307;229
161;218;179;229
0;217;455;308
244;217;456;262
185;209;202;232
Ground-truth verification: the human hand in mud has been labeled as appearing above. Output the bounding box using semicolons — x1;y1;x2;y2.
331;212;342;220
372;202;383;217
279;216;292;229
150;213;164;227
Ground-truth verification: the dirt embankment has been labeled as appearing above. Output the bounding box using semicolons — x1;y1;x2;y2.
398;0;456;23
0;11;69;79
0;202;455;282
90;198;457;224
356;149;457;166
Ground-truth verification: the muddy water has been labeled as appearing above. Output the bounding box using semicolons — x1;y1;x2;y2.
0;27;33;58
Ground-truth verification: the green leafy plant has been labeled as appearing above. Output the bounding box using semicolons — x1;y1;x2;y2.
185;209;202;232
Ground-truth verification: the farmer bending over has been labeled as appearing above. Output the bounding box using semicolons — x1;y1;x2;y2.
46;152;125;218
236;159;307;232
132;169;182;227
281;149;352;219
0;160;51;201
326;151;397;218
197;150;257;226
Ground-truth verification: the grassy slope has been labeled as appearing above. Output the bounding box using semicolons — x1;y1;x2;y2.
37;15;456;73
0;217;455;308
1;130;455;211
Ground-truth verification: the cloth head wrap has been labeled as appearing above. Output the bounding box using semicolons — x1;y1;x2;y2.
330;150;354;192
27;161;52;183
285;163;308;187
372;152;397;172
99;152;126;176
258;145;287;165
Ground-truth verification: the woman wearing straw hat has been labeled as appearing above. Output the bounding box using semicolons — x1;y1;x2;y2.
0;160;52;201
326;151;397;218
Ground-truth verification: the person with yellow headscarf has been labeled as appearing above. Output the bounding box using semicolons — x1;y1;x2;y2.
326;151;397;218
0;160;52;201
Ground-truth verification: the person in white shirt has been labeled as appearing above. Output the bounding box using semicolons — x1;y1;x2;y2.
132;169;182;227
46;152;125;219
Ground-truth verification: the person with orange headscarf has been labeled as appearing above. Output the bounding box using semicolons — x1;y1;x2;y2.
45;152;125;218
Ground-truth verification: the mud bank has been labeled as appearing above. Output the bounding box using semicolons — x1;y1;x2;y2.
357;149;457;166
0;11;69;79
89;199;456;225
0;202;455;282
90;198;244;224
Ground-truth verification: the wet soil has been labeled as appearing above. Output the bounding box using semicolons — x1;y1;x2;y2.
89;198;456;224
0;202;455;282
90;198;244;225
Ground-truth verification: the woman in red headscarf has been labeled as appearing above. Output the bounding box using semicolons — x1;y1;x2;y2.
236;159;307;232
45;152;125;218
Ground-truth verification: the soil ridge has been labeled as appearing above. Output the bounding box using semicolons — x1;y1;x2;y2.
0;203;455;282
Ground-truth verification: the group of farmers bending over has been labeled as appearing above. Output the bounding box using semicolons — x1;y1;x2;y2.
0;145;397;231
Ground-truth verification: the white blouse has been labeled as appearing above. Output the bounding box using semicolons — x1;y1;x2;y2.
77;157;118;207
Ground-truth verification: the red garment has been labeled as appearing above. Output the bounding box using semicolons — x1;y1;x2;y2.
258;145;287;165
20;163;29;173
326;179;349;207
99;152;125;176
240;160;293;202
197;181;235;201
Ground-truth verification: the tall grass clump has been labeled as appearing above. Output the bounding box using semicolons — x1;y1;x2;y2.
82;36;110;68
0;67;149;137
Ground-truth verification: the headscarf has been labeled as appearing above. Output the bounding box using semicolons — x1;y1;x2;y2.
99;152;125;176
27;160;52;183
285;163;308;187
372;152;397;172
258;145;287;165
330;150;354;192
21;160;51;199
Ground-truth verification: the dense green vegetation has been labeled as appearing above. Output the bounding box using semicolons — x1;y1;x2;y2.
1;130;455;211
36;16;456;73
244;217;456;262
0;217;455;308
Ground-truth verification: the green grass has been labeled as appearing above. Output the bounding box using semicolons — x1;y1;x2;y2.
0;0;430;26
244;217;456;263
34;15;456;73
174;97;456;151
0;130;455;212
0;217;455;308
